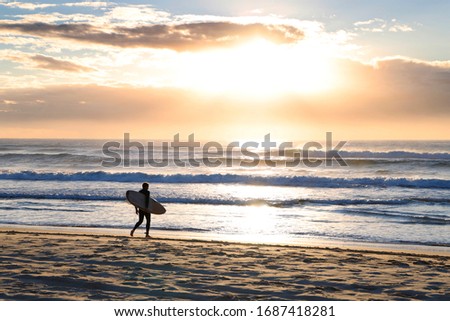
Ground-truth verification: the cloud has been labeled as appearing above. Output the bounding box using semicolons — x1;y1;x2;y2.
354;19;386;32
10;12;101;24
29;54;96;72
389;24;413;32
1;50;95;73
104;5;171;24
354;18;413;33
0;21;304;50
64;2;110;8
0;1;56;10
0;99;17;105
306;57;450;118
0;86;241;135
0;1;110;10
373;57;450;88
0;57;449;139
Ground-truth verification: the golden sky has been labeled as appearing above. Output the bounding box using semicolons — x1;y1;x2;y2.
0;1;449;140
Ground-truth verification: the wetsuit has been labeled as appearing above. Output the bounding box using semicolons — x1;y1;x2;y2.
132;188;151;234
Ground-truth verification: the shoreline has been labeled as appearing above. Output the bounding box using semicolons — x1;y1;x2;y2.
1;225;449;300
1;223;449;257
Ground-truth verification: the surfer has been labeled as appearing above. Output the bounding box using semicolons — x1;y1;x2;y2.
130;182;151;238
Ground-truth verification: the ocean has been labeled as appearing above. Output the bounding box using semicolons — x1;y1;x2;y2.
0;138;449;248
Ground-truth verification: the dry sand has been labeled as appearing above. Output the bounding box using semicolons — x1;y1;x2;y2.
0;229;449;300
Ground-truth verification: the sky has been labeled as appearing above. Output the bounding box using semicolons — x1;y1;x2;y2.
0;0;449;140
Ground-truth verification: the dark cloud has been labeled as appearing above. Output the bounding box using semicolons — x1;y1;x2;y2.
0;21;304;50
0;84;286;138
0;85;238;123
0;85;267;137
375;58;450;88
30;54;95;72
368;58;450;116
282;57;450;121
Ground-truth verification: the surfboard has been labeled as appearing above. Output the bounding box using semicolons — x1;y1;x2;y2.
126;190;166;215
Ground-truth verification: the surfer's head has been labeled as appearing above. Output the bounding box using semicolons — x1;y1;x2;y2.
142;182;149;190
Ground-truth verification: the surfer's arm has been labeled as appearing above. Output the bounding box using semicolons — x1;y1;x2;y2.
135;206;139;214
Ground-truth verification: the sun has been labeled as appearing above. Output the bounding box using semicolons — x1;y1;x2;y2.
173;38;337;97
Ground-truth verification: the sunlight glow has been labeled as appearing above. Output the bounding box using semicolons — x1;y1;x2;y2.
240;205;276;234
217;185;282;235
173;38;337;97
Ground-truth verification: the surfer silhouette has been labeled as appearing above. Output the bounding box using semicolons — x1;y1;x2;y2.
130;182;151;238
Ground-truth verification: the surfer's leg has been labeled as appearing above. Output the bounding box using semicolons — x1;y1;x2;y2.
145;213;151;237
131;212;144;236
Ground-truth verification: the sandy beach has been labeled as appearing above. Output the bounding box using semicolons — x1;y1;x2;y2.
0;227;449;301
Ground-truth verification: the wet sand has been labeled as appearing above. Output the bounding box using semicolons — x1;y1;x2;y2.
0;228;449;300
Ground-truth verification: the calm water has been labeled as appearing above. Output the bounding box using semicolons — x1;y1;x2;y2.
0;138;449;247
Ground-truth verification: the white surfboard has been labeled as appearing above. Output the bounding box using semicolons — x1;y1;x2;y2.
126;190;166;215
